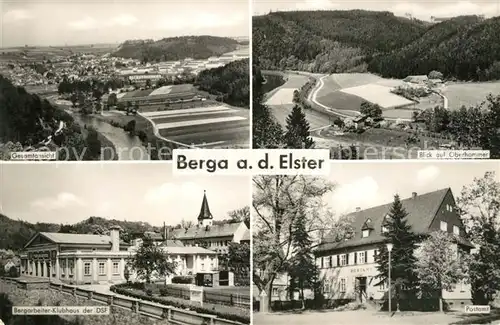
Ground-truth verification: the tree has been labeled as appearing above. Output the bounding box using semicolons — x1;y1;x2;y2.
415;231;468;311
145;79;152;89
83;128;102;160
128;236;176;283
253;175;341;310
218;242;251;285
428;70;444;80
70;93;77;107
457;171;500;304
284;105;314;148
375;194;419;310
292;90;300;103
107;93;117;108
288;208;318;309
360;101;382;119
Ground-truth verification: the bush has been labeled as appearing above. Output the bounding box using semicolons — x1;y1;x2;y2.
137;130;148;142
145;289;153;297
109;285;249;324
172;275;193;284
8;266;19;278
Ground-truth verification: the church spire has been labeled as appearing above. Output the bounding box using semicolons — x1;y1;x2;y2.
198;190;213;221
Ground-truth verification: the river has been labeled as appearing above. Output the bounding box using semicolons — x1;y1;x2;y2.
71;114;150;160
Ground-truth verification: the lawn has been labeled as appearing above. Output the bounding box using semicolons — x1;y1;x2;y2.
443;82;500;110
328;73;383;89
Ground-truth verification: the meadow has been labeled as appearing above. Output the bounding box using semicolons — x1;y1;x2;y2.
443;82;500;109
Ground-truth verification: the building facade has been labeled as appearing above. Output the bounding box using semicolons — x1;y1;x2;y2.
21;225;220;285
170;191;249;253
315;188;474;308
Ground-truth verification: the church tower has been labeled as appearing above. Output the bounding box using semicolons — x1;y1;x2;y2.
198;190;213;227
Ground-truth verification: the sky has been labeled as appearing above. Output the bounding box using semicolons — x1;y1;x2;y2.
326;161;500;215
0;163;250;227
253;0;500;18
0;0;249;48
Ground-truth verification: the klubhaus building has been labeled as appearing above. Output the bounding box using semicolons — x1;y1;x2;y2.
315;188;473;309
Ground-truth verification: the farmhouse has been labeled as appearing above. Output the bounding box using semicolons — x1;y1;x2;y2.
20;225;218;285
315;188;473;307
170;191;249;254
404;75;429;85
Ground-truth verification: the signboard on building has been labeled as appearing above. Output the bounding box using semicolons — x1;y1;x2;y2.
31;252;50;260
190;285;203;306
350;266;375;274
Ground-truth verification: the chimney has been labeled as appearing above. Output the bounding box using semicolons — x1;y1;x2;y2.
163;222;167;240
412;192;417;199
109;225;121;252
356;207;361;212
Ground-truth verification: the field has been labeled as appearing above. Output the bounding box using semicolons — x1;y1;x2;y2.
142;105;250;147
119;84;197;100
261;72;287;94
264;74;309;106
443;82;500;109
0;44;116;61
340;84;414;108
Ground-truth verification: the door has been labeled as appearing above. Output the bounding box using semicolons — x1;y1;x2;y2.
358;277;367;302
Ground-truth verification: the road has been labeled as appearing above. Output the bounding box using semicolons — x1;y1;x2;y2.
140;105;250;148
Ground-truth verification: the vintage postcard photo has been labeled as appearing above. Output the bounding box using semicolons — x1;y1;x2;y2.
0;0;250;161
0;163;250;325
252;0;500;159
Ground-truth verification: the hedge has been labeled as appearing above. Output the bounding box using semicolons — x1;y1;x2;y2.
110;284;249;324
171;275;193;284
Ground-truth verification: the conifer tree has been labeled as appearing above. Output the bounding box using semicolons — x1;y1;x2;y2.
375;194;419;310
284;105;314;148
288;208;318;309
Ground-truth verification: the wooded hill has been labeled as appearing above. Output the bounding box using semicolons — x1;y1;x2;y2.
195;59;249;108
113;36;239;63
253;11;500;81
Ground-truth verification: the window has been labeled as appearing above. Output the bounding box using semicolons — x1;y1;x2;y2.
68;260;74;275
323;280;331;293
440;221;448;232
379;281;386;291
61;260;65;275
382;225;389;233
358;251;366;264
112;262;119;275
340;278;346;293
201;263;205;271
340;254;347;266
324;256;331;268
272;287;279;296
362;230;370;238
453;225;460;236
84;262;91;276
98;262;105;275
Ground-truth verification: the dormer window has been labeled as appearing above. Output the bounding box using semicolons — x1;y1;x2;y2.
361;219;373;238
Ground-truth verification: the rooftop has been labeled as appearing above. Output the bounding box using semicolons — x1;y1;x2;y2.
316;188;473;253
170;222;243;240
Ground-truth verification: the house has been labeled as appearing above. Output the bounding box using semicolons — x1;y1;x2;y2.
170;191;249;253
21;225;219;285
404;75;429;85
3;260;16;272
315;188;473;308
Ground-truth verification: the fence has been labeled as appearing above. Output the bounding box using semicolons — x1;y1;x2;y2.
0;278;245;325
162;285;251;308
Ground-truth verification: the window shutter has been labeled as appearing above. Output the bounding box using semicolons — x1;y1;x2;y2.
329;256;332;267
346;253;350;265
354;252;357;264
365;251;368;263
321;257;324;268
337;255;340;266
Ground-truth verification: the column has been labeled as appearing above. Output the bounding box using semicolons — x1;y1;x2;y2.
32;261;36;276
76;258;83;284
183;257;187;274
107;259;112;281
120;259;125;280
92;258;98;283
37;261;40;277
55;258;60;280
43;261;47;278
194;255;198;273
65;258;69;277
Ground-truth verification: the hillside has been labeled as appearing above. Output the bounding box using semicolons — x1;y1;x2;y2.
0;76;105;160
113;36;239;62
253;11;500;81
0;214;157;251
253;10;426;73
195;59;249;108
369;16;500;80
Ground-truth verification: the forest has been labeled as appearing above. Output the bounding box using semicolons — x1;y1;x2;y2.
195;59;249;108
113;36;239;63
0;76;105;160
253;11;500;80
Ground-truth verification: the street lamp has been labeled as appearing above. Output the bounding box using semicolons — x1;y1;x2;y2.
386;242;393;314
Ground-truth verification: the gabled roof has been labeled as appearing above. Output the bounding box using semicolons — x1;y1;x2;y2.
170;222;243;240
24;232;130;249
316;188;471;253
198;190;213;221
241;229;251;242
